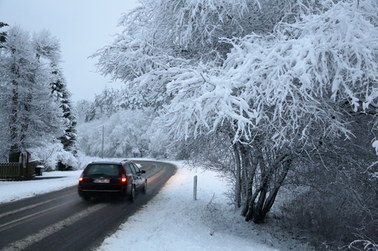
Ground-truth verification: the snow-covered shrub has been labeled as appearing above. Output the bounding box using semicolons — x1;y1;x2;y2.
281;167;378;249
280;123;378;249
349;240;378;251
55;150;78;170
29;142;78;170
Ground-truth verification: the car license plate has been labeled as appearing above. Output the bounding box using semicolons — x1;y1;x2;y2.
94;178;110;183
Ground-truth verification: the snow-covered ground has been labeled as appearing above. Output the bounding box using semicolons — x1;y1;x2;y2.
0;170;82;203
98;161;313;251
0;159;313;250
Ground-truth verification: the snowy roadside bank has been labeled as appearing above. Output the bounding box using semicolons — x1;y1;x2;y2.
98;162;314;251
0;155;132;204
0;170;82;204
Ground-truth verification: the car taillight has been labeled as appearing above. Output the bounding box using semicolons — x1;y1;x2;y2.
79;174;84;182
121;175;127;183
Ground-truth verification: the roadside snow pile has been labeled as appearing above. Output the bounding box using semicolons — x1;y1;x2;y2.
98;162;313;251
0;170;82;204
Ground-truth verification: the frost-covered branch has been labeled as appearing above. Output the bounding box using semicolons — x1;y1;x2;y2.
220;0;378;146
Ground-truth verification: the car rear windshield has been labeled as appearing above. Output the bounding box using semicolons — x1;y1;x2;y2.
85;164;120;176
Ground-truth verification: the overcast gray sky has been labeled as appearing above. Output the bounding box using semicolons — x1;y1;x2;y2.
0;0;139;102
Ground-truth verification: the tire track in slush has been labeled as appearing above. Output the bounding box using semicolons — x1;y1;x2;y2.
1;203;107;251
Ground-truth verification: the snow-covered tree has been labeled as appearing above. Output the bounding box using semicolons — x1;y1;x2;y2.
77;109;152;157
91;88;124;120
95;0;378;225
93;0;272;111
33;30;78;169
75;99;92;124
164;0;378;222
0;22;7;46
0;26;65;161
51;72;77;154
79;87;132;122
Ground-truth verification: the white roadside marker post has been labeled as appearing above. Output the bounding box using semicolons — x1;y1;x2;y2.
193;175;198;200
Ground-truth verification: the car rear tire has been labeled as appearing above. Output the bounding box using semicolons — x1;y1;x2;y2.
143;180;147;194
79;192;91;201
129;186;136;202
82;196;91;201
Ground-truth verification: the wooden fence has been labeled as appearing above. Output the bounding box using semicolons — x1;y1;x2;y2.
0;162;36;180
0;162;21;179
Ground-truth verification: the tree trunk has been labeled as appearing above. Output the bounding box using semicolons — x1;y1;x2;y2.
244;151;293;223
232;143;242;208
262;160;291;216
244;186;261;221
241;176;253;216
253;184;268;223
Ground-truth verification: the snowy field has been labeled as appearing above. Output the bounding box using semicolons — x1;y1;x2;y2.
0;160;313;250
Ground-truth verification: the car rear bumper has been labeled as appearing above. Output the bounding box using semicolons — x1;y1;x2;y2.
78;183;128;195
80;189;122;192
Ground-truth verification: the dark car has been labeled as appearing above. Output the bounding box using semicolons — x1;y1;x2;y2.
78;160;147;201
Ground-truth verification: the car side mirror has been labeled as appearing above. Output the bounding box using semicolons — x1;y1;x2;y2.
141;170;146;174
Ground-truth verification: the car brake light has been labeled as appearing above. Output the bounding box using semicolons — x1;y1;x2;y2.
121;175;127;183
79;174;84;182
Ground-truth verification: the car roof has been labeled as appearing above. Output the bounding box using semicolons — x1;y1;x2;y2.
88;159;130;165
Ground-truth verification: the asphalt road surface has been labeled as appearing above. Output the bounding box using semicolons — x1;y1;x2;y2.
0;160;177;251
